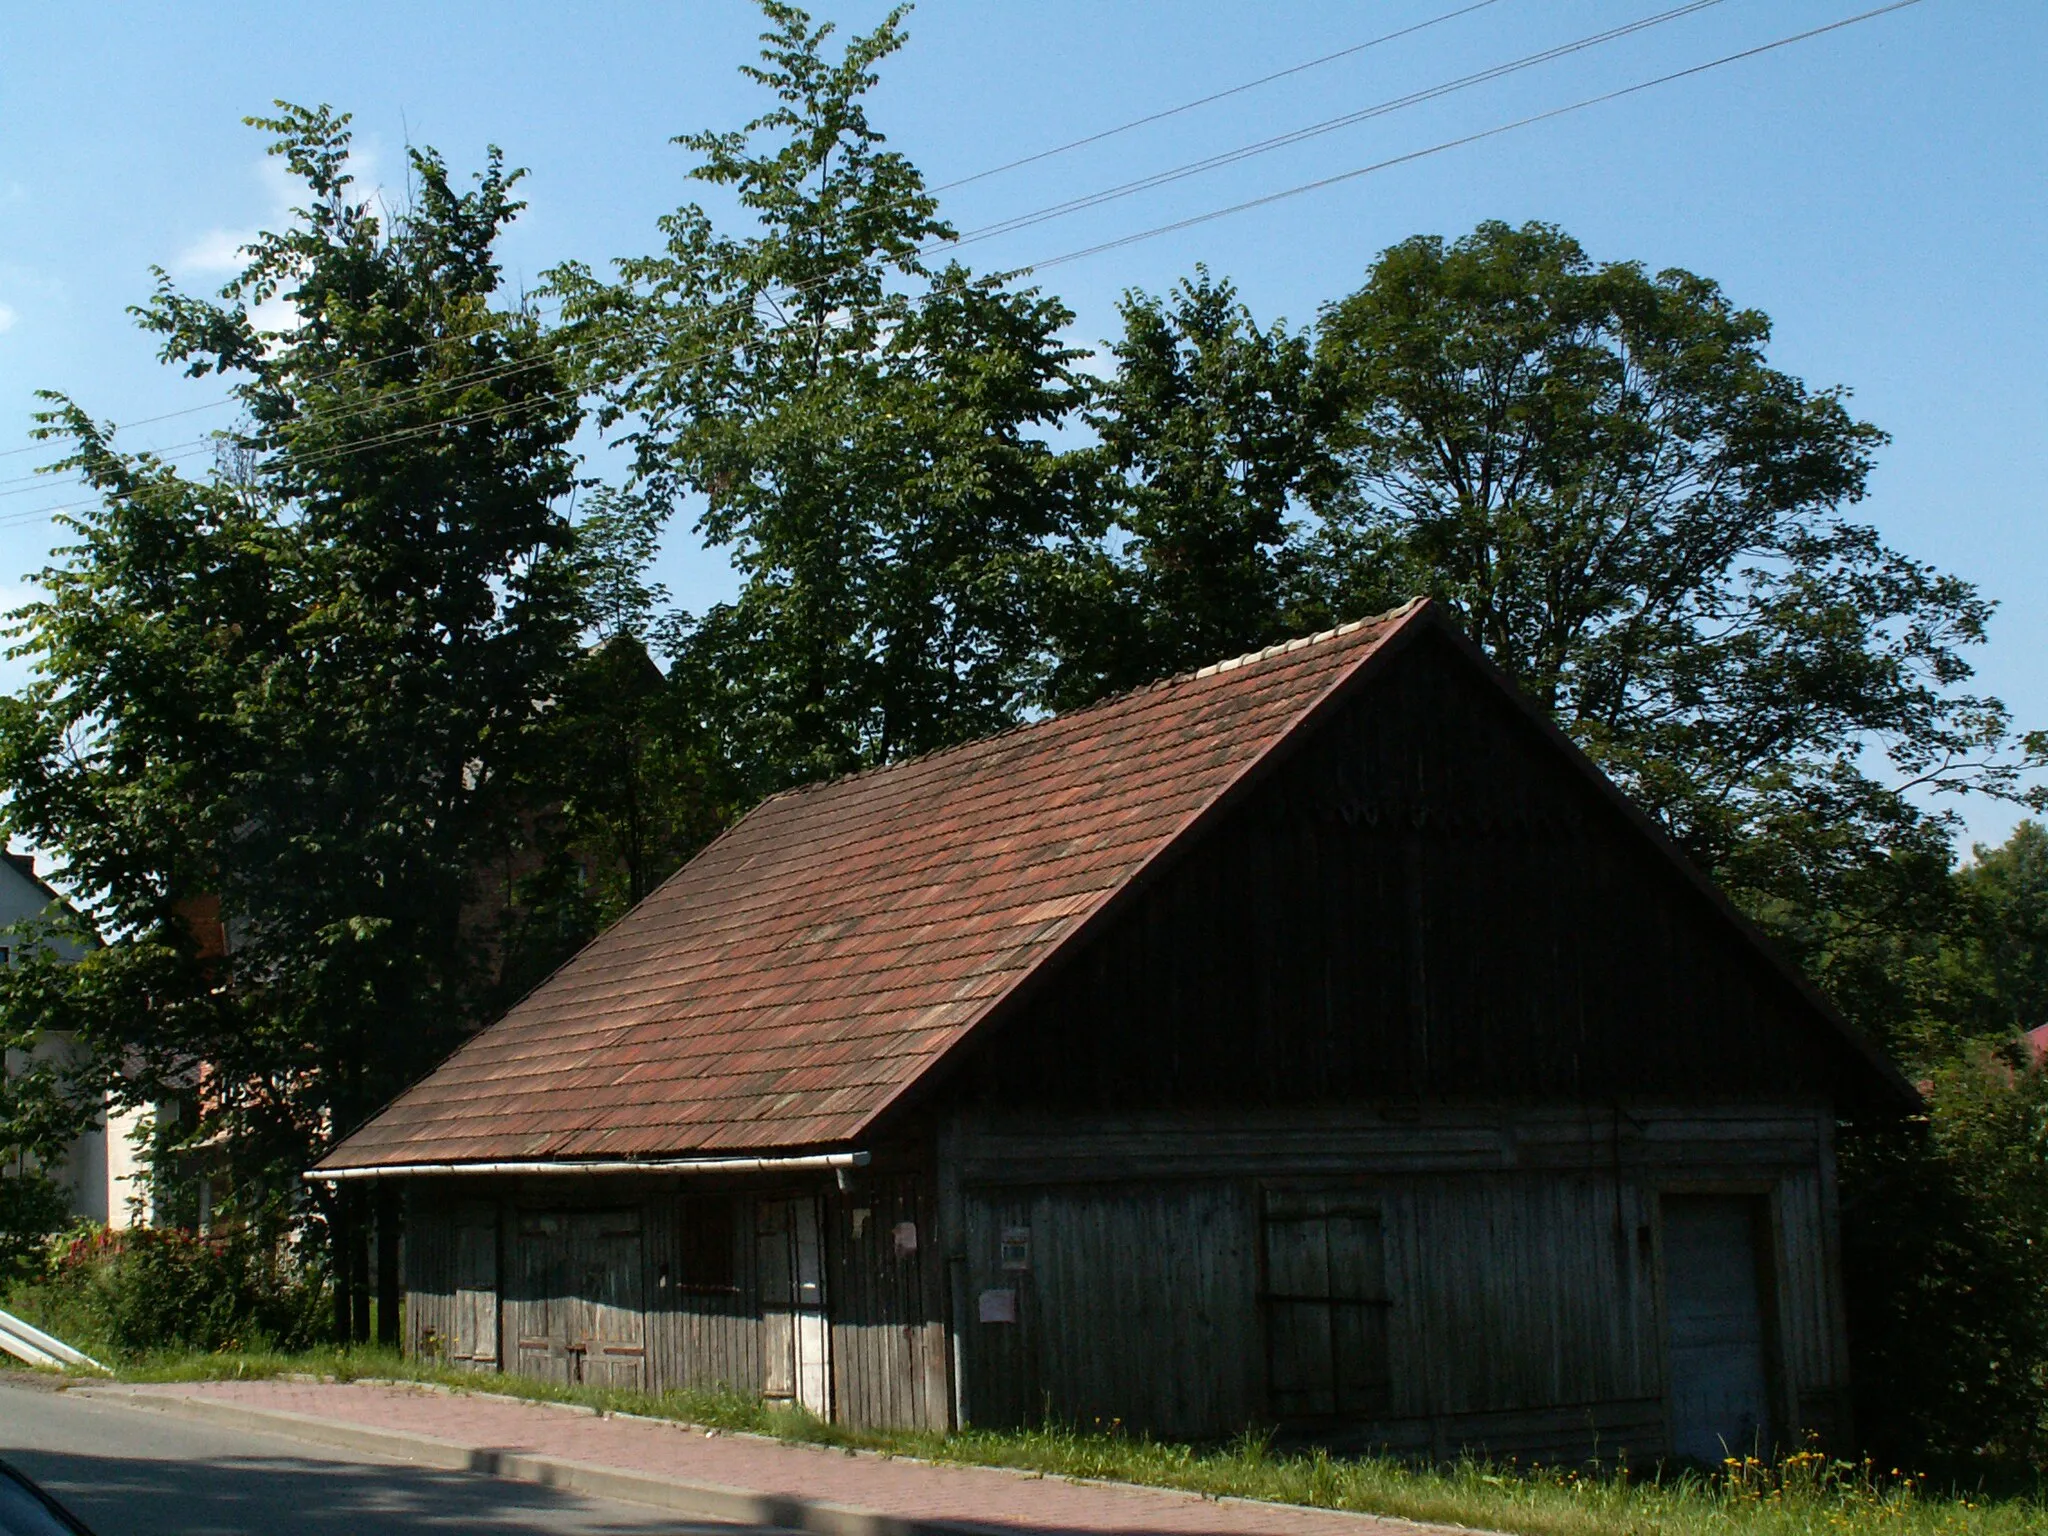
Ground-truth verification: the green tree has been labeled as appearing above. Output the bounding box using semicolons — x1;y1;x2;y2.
1050;269;1338;703
1838;822;2048;1472
1303;221;2041;1009
555;0;1089;789
0;104;585;1313
1842;1046;2048;1474
1946;822;2048;1042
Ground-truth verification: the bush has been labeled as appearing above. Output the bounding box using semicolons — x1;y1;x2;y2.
1840;1050;2048;1479
20;1225;325;1358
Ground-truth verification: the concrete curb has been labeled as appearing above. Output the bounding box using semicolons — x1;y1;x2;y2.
71;1387;988;1536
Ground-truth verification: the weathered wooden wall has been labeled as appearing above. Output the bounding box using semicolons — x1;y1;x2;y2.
826;1169;952;1431
406;1175;768;1395
939;1103;1849;1458
402;1162;951;1430
945;627;1879;1118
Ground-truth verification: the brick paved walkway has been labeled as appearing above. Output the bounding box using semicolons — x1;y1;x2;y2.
110;1380;1453;1536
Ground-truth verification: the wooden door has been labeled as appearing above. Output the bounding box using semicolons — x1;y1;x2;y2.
564;1210;648;1390
1261;1191;1390;1420
757;1196;830;1416
1663;1195;1774;1461
511;1209;646;1390
452;1203;498;1368
514;1212;572;1384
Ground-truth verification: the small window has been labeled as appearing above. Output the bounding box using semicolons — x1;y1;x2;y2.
0;947;12;967
676;1196;738;1292
1261;1191;1391;1419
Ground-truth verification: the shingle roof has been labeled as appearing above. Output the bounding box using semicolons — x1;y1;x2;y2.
319;604;1427;1170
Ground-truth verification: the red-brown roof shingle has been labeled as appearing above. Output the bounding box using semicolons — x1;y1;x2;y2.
320;605;1424;1168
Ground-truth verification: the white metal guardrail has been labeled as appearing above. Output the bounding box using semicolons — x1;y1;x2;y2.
0;1307;106;1373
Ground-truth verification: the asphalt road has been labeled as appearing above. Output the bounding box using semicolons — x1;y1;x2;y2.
0;1378;751;1535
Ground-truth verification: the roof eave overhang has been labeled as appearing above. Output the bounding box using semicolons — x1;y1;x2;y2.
305;1148;871;1182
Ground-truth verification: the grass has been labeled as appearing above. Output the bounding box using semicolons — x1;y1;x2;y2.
14;1342;2037;1536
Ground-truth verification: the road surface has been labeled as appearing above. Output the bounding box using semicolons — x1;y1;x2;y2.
0;1377;748;1535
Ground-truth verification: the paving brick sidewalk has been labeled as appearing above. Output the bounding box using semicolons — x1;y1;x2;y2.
105;1380;1449;1536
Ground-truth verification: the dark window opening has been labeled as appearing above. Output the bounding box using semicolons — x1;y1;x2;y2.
1261;1190;1391;1419
676;1195;739;1292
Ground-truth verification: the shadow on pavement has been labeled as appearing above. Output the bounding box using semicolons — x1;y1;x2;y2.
0;1446;737;1536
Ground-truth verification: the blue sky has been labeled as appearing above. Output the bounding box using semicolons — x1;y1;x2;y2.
1;0;2041;845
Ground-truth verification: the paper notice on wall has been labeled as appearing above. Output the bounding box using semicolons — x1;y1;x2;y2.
892;1220;918;1256
977;1287;1018;1324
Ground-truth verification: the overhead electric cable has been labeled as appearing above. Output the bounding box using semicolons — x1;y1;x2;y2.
1017;0;1928;274
0;0;1928;533
941;0;1729;255
0;0;1510;470
0;0;1724;503
928;0;1511;195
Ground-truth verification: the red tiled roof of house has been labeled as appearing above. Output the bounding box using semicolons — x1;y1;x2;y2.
318;604;1428;1170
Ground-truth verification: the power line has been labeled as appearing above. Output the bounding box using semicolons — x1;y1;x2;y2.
0;0;1725;505
0;0;1509;471
1019;0;1928;274
941;0;1729;256
928;0;1512;196
0;0;1929;534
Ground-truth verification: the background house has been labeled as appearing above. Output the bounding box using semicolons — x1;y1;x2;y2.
0;851;147;1228
317;601;1913;1462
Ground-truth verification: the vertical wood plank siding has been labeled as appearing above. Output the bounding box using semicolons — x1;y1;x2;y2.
405;1173;948;1422
951;631;1856;1114
827;1172;951;1431
644;1191;762;1397
403;1183;460;1365
963;1180;1260;1436
947;1104;1846;1459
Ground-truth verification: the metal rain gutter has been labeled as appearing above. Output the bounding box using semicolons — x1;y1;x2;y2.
303;1150;871;1183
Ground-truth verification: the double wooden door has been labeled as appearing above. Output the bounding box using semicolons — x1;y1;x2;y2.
511;1209;647;1390
1261;1190;1391;1420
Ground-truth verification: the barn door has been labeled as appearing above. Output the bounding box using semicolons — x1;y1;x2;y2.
512;1209;647;1390
1261;1191;1390;1419
1663;1195;1774;1461
758;1196;830;1416
452;1203;498;1368
514;1212;572;1384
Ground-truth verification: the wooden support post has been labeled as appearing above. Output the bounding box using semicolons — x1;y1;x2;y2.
332;1191;354;1347
375;1180;401;1349
350;1187;372;1344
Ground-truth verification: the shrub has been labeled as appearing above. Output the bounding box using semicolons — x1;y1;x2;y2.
28;1225;324;1358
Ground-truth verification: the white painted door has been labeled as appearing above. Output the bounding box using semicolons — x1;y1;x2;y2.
758;1196;831;1417
1663;1195;1773;1461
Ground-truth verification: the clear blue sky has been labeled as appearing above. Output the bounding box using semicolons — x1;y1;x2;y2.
1;0;2041;845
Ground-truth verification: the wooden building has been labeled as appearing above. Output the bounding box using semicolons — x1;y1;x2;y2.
314;600;1914;1463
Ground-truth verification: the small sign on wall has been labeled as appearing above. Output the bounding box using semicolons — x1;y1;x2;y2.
978;1287;1018;1324
1000;1225;1031;1271
892;1220;918;1256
